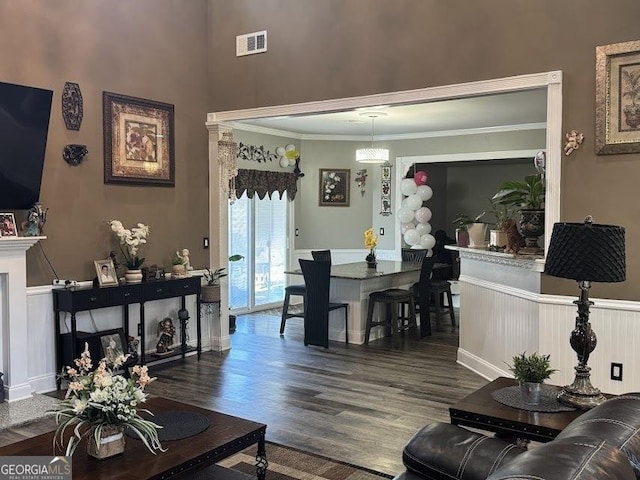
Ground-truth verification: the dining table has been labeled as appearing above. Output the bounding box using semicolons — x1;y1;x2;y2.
285;260;448;344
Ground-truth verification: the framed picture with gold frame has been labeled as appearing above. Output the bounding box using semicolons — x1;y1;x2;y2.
103;92;175;185
318;168;350;206
94;259;118;288
595;40;640;155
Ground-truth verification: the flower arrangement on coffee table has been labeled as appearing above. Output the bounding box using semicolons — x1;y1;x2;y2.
49;343;164;457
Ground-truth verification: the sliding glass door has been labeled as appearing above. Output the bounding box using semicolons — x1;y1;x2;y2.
228;193;289;313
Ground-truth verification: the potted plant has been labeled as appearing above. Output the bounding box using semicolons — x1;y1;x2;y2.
491;173;545;254
488;201;513;250
507;352;557;406
201;255;244;304
171;255;186;277
452;212;486;248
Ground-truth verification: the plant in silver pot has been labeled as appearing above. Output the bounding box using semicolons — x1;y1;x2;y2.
508;352;557;406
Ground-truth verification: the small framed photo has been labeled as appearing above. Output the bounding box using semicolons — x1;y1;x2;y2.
596;40;640;155
99;329;126;364
0;213;18;237
94;259;118;288
319;168;350;206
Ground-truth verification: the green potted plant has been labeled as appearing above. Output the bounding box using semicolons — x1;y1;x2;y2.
488;201;513;250
492;173;545;254
201;255;244;304
507;352;557;406
452;212;486;248
171;255;186;277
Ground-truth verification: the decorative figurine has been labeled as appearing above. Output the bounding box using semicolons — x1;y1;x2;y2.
156;317;176;354
127;336;140;363
564;130;584;156
176;248;193;271
21;202;48;236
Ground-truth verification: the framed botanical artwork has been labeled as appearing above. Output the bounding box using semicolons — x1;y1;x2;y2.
103;91;175;185
596;40;640;155
319;168;350;206
0;213;18;237
99;328;126;364
94;258;118;288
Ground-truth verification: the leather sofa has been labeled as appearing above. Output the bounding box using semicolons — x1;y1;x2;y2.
393;393;640;480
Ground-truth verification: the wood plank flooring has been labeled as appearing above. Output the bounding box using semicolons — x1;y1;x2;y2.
0;309;486;476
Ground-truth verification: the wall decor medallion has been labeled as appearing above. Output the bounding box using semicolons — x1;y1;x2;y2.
355;169;367;196
596;40;640;155
62;82;83;131
380;161;392;216
319;168;350;206
103;92;175;186
237;143;277;163
63;144;88;166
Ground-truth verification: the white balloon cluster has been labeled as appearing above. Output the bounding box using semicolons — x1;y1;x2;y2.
398;175;435;251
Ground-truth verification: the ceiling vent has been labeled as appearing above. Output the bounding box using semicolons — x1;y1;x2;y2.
236;30;267;57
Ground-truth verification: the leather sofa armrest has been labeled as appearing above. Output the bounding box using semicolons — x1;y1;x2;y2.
487;436;636;480
402;423;525;480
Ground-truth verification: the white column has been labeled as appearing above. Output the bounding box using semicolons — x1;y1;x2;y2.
0;237;44;401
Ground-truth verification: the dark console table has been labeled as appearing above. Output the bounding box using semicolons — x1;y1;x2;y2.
53;276;202;383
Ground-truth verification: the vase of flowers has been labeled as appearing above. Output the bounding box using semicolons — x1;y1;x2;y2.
108;220;150;283
364;228;378;268
49;343;163;458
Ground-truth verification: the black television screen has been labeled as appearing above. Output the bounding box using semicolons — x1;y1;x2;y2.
0;81;53;210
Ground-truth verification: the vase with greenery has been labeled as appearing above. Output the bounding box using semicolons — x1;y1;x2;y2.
201;255;244;303
492;174;545;254
49;344;163;458
452;212;486;248
507;351;557;406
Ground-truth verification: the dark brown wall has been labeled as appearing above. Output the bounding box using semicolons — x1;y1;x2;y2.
208;0;640;300
0;0;210;285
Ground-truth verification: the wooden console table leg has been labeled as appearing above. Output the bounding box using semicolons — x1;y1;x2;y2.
255;435;268;480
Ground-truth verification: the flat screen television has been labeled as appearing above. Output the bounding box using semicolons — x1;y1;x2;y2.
0;80;53;210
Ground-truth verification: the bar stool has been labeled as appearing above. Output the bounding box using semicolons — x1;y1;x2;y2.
428;280;456;328
365;289;418;347
280;284;305;334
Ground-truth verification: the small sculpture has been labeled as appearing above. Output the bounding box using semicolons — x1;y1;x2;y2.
21;202;48;236
504;219;526;254
564;130;584;156
176;248;193;271
127;336;140;363
156;317;176;354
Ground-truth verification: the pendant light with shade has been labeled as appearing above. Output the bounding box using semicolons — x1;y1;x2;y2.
356;112;389;164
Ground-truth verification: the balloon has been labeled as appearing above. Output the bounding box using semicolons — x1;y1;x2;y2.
401;222;415;234
415;222;432;236
414;206;432;224
398;207;415;224
404;194;423;211
414;170;428;185
416;185;433;202
420;233;436;249
404;229;420;246
410;244;424;250
279;157;289;168
400;178;418;196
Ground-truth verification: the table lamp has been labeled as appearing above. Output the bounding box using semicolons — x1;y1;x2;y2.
544;216;626;410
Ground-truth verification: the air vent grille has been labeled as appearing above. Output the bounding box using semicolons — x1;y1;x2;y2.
236;30;267;57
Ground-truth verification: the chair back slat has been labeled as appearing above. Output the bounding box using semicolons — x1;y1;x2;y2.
402;249;427;263
299;259;331;347
311;249;332;263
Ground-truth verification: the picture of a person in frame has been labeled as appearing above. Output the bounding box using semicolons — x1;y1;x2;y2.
94;259;118;287
0;213;17;236
100;264;115;283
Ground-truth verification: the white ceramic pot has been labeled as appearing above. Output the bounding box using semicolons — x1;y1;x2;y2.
490;230;508;248
467;223;487;248
124;269;143;284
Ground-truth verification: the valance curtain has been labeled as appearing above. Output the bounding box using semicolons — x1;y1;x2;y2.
234;169;298;200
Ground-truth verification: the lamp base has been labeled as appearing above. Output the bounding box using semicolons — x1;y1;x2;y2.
557;366;606;410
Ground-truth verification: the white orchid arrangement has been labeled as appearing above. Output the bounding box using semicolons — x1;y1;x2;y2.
108;220;150;269
49;344;163;456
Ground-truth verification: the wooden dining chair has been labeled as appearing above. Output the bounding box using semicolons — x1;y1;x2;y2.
299;259;348;348
311;249;332;263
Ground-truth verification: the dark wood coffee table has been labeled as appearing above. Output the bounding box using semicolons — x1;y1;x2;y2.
449;377;586;443
0;397;267;480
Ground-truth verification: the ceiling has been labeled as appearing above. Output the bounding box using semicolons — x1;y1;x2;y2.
232;88;548;140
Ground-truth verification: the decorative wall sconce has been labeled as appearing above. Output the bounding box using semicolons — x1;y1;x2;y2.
355;169;367;196
63;144;88;166
62;82;83;131
564;130;585;155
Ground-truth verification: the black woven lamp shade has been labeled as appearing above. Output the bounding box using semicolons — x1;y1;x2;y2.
544;220;626;283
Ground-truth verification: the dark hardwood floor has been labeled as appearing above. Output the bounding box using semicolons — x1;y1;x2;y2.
0;308;486;476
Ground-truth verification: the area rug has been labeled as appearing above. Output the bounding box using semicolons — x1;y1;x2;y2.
0;394;59;430
218;442;394;480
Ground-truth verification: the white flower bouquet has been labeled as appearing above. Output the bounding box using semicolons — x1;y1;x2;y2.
49;344;163;456
108;220;150;269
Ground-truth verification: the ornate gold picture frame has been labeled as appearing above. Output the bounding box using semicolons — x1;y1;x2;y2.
595;40;640;155
103;92;175;185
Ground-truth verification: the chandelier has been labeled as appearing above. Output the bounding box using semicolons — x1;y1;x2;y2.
356;112;389;164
